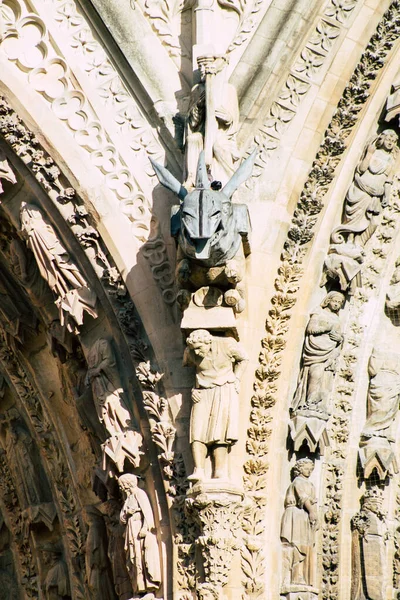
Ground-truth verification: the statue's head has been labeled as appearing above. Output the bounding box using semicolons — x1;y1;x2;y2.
150;150;257;261
321;291;345;313
293;458;314;478
118;473;138;495
187;329;213;358
376;128;398;151
41;543;62;565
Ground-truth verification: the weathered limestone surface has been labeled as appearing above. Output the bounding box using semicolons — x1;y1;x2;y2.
1;0;400;599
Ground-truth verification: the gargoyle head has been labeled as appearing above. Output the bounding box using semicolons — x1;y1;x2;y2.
150;150;256;260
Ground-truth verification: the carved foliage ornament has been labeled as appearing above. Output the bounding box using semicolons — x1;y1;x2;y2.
242;3;400;597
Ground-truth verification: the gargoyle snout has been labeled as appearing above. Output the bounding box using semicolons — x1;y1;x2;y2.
181;189;222;240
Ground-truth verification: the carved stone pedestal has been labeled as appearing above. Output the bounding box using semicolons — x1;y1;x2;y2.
185;481;244;598
180;287;238;339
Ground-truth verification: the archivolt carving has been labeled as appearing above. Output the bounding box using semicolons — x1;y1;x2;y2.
242;3;400;595
0;346;87;599
280;458;318;598
118;474;162;598
0;450;39;598
143;0;193;64
142;217;176;306
44;0;165;164
250;0;358;179
0;0;160;241
351;489;389;600
0;149;16;192
358;349;400;481
226;0;265;55
289;291;345;454
321;188;400;599
0;94;175;599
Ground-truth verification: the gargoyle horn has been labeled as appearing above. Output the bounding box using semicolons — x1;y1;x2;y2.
222;148;257;199
195;151;210;190
150;158;188;201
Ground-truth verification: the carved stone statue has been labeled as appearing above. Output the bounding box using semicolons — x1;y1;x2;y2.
323;130;398;292
0;262;36;342
183;329;248;481
101;499;133;600
1;417;49;510
359;349;400;480
19;202;97;333
85;338;132;437
321;241;364;294
351;489;388;600
41;544;71;600
331;129;398;246
83;506;116;600
118;474;161;598
184;54;239;187
280;458;318;595
386;258;400;312
9;237;56;317
151;150;255;314
0;150;16;193
290;292;345;453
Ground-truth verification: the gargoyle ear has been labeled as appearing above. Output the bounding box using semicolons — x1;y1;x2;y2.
222;148;257;199
150;158;187;201
195;152;210;190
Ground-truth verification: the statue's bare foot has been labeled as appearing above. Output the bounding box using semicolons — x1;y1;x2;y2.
187;468;205;481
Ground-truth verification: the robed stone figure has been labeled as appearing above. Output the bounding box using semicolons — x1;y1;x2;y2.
281;459;318;594
351;490;388;600
85;338;132;436
20;201;97;332
118;474;161;597
291;292;345;419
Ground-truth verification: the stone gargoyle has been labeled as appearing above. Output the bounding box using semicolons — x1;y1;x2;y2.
150;150;256;313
